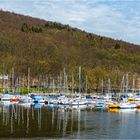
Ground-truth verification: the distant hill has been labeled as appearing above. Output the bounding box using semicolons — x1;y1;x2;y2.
0;10;140;91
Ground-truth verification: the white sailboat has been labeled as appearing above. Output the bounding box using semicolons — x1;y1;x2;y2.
120;74;137;109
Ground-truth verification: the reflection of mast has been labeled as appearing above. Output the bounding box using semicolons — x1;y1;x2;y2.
5;106;9;126
31;107;34;120
21;106;24;124
63;111;68;137
10;105;14;134
84;111;87;131
38;108;41;130
18;105;20;125
15;104;18;120
2;105;5;125
77;110;81;138
57;111;61;131
71;110;74;132
26;108;29;134
62;110;65;136
52;108;54;127
8;106;10;125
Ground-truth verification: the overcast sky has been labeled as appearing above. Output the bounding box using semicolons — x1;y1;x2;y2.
0;0;140;45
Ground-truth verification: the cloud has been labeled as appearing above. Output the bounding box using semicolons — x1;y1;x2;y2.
0;0;140;45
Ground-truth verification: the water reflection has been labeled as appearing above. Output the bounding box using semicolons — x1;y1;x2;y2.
0;104;140;139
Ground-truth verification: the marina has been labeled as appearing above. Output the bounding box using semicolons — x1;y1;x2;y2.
0;67;140;139
0;1;140;138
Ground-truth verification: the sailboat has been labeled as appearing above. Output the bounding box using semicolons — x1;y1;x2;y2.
1;68;19;104
70;67;87;110
106;78;120;109
19;68;33;106
120;74;136;109
10;77;20;103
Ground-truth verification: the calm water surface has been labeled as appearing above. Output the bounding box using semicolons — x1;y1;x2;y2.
0;103;140;139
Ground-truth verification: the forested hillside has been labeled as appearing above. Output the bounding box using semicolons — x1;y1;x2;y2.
0;10;140;91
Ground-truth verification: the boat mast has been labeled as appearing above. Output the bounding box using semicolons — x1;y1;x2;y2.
32;79;35;93
12;67;14;94
16;77;19;94
56;76;59;92
120;75;124;97
19;76;20;94
39;75;42;95
132;74;136;95
7;76;10;93
108;78;111;96
65;74;68;93
78;66;81;94
3;75;6;93
27;67;30;94
59;72;62;93
72;73;74;94
22;76;25;95
52;78;55;93
85;75;88;94
126;73;128;95
46;76;49;93
63;68;66;93
101;79;104;95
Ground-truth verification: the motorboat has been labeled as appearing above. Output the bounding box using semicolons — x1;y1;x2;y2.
119;102;136;109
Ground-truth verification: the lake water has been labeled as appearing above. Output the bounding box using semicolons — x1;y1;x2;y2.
0;104;140;139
